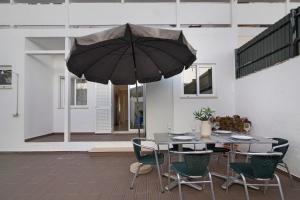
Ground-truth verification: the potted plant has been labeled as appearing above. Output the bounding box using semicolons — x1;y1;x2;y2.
193;107;215;137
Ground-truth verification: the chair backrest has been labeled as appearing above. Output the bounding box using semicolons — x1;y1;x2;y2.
206;143;216;150
172;150;212;177
250;153;282;179
272;138;289;159
132;138;142;162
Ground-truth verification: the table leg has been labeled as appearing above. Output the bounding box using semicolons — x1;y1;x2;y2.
163;172;178;191
163;172;203;191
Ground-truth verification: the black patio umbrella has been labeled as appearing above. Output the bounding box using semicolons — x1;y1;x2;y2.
67;23;197;137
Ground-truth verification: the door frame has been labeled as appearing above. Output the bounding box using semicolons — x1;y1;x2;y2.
128;84;146;133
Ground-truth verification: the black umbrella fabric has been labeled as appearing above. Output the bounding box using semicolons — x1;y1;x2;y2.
67;24;196;85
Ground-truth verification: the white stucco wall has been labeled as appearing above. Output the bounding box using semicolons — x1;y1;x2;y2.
24;55;54;139
146;28;237;138
52;56;96;133
235;56;300;177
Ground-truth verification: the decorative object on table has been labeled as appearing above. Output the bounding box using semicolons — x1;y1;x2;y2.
211;115;251;133
193;107;215;137
0;65;12;89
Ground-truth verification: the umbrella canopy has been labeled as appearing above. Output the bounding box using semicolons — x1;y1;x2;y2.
67;23;196;85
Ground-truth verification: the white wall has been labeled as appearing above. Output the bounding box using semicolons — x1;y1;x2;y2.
24;55;54;139
52;55;96;133
173;28;236;132
146;78;174;139
0;1;299;152
236;56;300;177
0;30;25;147
146;28;236;138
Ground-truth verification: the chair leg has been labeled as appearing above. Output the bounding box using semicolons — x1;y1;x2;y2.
130;164;142;189
168;150;171;190
275;174;285;200
241;174;250;200
217;154;220;163
156;163;164;193
226;151;230;193
177;173;183;200
263;180;269;195
208;172;216;200
282;162;293;185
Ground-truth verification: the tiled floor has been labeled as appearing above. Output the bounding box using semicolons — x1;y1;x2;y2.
0;152;299;200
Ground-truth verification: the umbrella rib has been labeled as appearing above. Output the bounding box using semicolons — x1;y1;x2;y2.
72;39;128;57
137;43;187;67
136;37;192;49
135;45;164;74
108;46;131;79
82;45;129;75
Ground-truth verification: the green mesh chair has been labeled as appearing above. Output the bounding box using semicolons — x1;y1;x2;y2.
270;138;293;184
130;138;165;193
230;152;284;200
169;150;215;200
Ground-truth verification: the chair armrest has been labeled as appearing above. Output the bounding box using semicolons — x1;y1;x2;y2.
132;138;157;151
169;150;213;155
272;143;289;151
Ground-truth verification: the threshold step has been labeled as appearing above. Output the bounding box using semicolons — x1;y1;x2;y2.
89;147;134;153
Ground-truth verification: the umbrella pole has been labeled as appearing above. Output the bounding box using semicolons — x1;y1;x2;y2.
129;27;141;138
135;82;141;138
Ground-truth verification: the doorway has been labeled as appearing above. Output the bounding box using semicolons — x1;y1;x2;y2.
113;84;145;133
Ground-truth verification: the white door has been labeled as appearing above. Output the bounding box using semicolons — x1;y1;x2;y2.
95;83;112;133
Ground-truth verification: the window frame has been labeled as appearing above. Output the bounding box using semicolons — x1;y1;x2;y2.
58;75;88;109
181;63;217;98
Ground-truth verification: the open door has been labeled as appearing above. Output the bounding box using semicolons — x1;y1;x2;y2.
95;83;112;133
113;85;129;132
128;83;145;133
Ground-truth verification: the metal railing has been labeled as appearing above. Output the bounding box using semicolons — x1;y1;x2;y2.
235;7;300;79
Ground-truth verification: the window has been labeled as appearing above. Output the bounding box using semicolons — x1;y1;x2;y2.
182;64;215;97
59;76;88;108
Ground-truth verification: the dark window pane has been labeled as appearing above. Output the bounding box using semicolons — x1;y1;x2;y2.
198;67;213;94
184;67;197;95
76;79;87;105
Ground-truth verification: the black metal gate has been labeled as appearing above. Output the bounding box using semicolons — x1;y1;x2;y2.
235;7;300;79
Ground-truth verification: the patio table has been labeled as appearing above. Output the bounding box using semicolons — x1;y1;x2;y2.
153;132;277;191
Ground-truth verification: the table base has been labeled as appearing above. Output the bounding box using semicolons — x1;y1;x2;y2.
163;173;203;191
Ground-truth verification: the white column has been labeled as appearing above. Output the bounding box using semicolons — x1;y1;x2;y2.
64;56;71;142
231;0;238;48
285;0;290;15
176;0;180;28
64;0;71;142
231;0;238;29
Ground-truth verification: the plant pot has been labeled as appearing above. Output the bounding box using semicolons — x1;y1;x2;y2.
200;120;212;138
